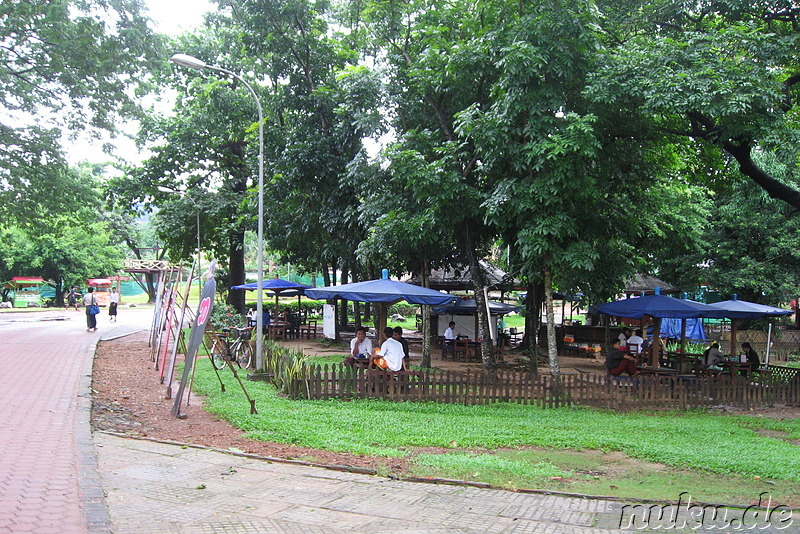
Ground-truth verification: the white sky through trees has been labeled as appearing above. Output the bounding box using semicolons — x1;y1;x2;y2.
66;0;213;165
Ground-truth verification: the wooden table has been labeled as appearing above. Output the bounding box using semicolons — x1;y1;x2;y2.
717;360;752;378
637;366;678;377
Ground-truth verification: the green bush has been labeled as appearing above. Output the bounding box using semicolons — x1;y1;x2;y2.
209;303;244;330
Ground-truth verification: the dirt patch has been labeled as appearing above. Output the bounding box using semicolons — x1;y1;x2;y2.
755;428;800;446
91;331;410;473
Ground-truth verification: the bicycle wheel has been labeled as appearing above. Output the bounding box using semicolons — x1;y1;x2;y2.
210;338;228;370
235;341;253;369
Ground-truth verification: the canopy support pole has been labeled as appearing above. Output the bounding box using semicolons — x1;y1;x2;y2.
650;317;661;367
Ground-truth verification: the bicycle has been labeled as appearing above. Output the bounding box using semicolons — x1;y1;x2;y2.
210;326;253;370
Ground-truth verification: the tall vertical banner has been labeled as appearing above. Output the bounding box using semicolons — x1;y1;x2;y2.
171;263;216;418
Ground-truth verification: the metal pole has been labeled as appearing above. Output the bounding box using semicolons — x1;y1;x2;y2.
196;207;201;283
766;322;773;366
170;55;266;373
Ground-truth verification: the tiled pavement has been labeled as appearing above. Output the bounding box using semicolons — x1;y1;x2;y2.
0;308;149;533
95;432;624;534
1;308;797;533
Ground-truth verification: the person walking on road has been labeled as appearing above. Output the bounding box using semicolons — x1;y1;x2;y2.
65;286;80;311
108;287;119;322
83;287;99;332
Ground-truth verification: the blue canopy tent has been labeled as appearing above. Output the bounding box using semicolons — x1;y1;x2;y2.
707;296;792;364
598;293;728;366
432;298;520;315
232;278;312;318
305;273;456;341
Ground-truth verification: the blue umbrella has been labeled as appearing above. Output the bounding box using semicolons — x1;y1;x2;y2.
432;298;520;315
231;278;311;292
707;298;792;319
706;296;792;365
598;294;729;320
232;278;312;318
305;278;455;306
599;294;728;367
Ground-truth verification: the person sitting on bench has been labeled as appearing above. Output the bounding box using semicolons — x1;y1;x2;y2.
373;327;405;372
343;326;373;367
606;339;640;377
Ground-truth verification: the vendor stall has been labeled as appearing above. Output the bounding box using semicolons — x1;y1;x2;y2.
87;278;113;306
5;277;46;307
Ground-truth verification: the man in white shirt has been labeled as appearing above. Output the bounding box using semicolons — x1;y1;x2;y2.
626;329;644;354
374;327;405;372
343;326;373;367
444;321;457;341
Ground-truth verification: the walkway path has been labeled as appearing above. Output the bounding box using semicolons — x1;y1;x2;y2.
0;307;151;533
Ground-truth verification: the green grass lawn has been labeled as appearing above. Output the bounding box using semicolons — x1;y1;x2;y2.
191;362;800;505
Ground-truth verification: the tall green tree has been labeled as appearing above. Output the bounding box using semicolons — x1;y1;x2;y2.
349;0;505;369
587;0;800;209
0;0;164;225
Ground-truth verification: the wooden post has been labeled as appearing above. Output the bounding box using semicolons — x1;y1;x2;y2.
651;317;662;367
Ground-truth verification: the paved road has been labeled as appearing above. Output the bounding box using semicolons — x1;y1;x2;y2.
0;307;152;533
0;307;796;533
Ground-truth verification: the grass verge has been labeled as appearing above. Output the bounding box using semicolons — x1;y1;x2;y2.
190;361;800;506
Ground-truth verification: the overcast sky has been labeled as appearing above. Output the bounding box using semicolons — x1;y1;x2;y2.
144;0;214;37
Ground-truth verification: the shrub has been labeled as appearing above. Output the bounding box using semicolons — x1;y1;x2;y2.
209;303;244;330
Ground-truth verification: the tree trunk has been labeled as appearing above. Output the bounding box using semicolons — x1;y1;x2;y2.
524;279;542;376
338;267;349;333
463;222;494;371
421;260;431;368
226;229;246;314
544;266;560;384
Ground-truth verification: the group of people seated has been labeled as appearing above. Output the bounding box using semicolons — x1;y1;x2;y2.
606;331;761;378
343;325;410;372
245;308;302;337
703;341;760;370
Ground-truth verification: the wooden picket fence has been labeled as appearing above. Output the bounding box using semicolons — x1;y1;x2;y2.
289;364;800;411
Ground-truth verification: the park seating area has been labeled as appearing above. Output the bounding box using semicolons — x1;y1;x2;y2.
266;332;800;411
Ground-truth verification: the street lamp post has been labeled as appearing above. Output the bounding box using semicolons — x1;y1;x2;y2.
170;53;266;373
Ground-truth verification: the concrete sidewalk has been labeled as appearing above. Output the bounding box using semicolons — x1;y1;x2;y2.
95;432;622;534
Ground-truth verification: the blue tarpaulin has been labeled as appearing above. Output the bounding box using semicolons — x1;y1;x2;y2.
660;318;706;340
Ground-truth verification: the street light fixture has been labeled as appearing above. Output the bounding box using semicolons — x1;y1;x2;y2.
169;53;267;373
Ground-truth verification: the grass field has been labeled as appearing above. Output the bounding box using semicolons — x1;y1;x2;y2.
191;362;800;505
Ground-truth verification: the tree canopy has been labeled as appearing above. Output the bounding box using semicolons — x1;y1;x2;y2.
0;0;164;226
